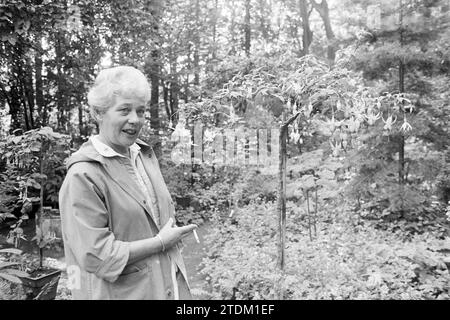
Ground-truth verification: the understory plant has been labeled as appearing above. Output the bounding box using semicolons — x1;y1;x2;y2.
201;201;450;300
0;127;71;268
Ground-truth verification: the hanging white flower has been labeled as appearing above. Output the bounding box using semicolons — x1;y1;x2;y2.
366;112;381;125
171;122;191;142
382;115;397;131
400;119;412;132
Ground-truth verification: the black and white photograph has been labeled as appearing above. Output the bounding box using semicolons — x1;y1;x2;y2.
0;0;449;305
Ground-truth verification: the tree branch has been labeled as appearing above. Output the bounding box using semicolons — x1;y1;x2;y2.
281;111;302;130
309;0;323;15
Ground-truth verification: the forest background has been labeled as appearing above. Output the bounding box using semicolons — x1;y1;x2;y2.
0;0;449;300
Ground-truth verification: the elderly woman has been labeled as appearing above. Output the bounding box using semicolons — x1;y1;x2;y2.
59;66;197;300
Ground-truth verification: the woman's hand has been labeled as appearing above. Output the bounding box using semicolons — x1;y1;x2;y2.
157;218;197;251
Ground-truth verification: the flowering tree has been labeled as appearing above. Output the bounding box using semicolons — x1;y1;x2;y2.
171;51;417;269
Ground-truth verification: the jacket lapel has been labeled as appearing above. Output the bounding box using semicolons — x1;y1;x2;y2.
102;158;160;230
139;151;174;226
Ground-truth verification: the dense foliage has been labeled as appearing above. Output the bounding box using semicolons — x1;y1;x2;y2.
202;200;450;299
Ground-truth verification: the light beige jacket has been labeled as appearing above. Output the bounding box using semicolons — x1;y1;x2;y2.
59;139;191;300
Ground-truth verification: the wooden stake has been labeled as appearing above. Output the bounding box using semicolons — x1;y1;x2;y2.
314;188;318;237
277;111;301;270
306;190;312;241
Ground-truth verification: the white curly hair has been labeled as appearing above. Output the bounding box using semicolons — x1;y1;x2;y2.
87;66;151;121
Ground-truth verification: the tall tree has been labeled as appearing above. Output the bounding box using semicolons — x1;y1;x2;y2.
146;0;163;157
299;0;313;54
193;0;201;85
310;0;336;63
244;0;251;56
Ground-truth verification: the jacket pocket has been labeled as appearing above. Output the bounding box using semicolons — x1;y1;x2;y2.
111;263;152;299
121;260;147;275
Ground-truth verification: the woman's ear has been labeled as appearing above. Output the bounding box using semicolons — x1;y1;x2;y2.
91;108;103;123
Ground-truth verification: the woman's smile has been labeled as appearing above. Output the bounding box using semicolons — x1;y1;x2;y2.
98;95;146;154
122;128;138;136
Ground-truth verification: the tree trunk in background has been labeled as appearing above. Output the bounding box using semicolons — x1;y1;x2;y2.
244;0;251;56
55;31;66;131
310;0;336;63
8;89;22;133
193;0;200;86
78;104;84;137
211;0;218;60
398;0;405;186
35;37;45;127
162;81;172;124
398;0;405;217
229;0;237;55
15;44;31;131
150;48;161;157
147;0;163;157
185;40;191;103
258;0;269;41
299;0;313;55
169;55;179;123
24;56;35;129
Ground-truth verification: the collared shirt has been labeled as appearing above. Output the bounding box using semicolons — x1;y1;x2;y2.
90;135;179;299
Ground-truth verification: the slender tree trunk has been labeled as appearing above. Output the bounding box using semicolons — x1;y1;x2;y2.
398;0;406;218
184;74;189;104
194;0;200;85
229;0;237;54
185;41;191;102
38;145;46;268
150;48;161;156
299;0;313;55
211;0;218;60
163;81;171;122
24;57;35;129
169;70;179;122
398;0;405;186
258;0;269;41
19;81;30;131
35;37;45;127
310;0;336;63
244;0;251;57
147;0;163;157
78;104;84;137
55;31;65;131
14;44;31;131
3;79;22;133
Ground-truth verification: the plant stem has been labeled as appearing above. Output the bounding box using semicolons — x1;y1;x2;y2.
306;189;312;241
314;188;318;237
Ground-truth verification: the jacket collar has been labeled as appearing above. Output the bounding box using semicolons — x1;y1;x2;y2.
65;136;153;170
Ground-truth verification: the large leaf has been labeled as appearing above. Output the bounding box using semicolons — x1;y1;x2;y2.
0;262;19;269
0;248;22;255
0;272;22;284
4;269;29;277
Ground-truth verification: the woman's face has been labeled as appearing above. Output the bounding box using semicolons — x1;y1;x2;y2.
98;95;146;155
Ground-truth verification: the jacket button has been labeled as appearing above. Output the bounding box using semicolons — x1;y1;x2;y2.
143;200;146;204
167;289;172;297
